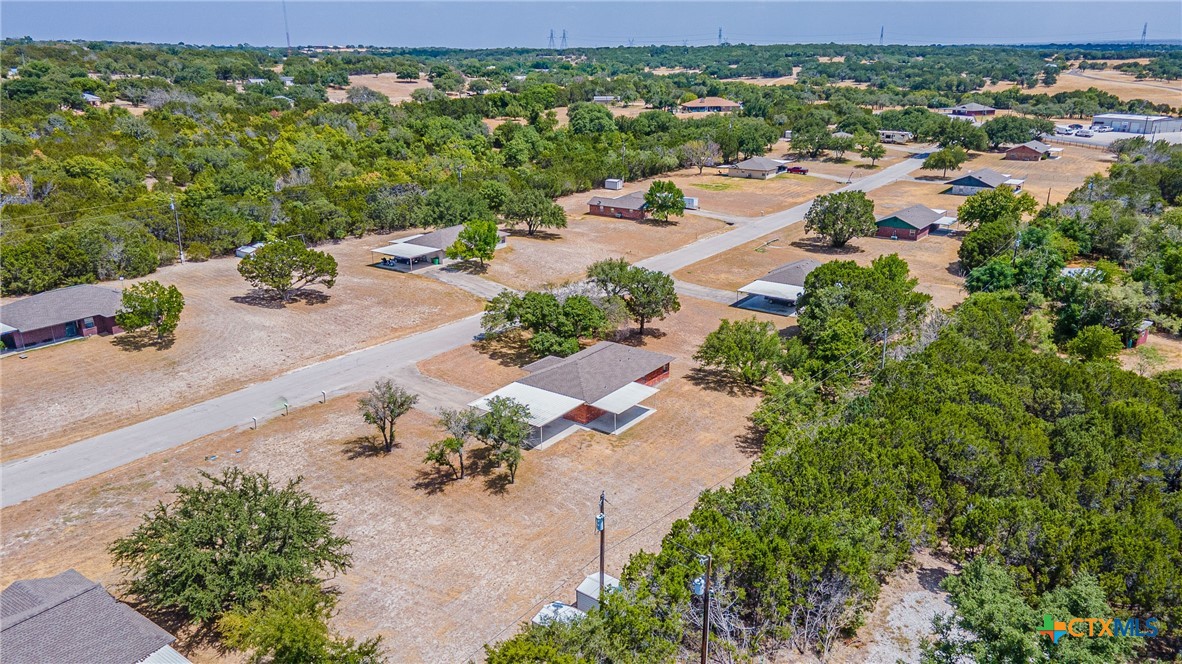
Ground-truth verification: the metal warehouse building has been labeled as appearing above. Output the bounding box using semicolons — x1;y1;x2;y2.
1091;114;1182;134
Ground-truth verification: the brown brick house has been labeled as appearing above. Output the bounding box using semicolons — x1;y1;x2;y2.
0;285;124;352
587;191;647;220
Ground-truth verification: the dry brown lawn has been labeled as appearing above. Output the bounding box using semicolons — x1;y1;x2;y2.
1;297;777;663
981;69;1181;109
325;74;433;103
770;143;914;179
675;222;967;310
663;167;841;217
1119;332;1182;375
929;145;1115;205
0;236;484;461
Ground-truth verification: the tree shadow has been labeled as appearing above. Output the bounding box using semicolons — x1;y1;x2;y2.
230;288;330;309
121;600;227;658
464;445;504;477
614;327;667;346
111;331;176;352
734;422;767;457
443;261;489;275
412;466;456;495
505;228;563;241
914;175;949;182
341;435;385;460
475;332;537;368
917;565;951;593
483;471;513;495
946;261;965;278
685;366;762;398
637;217;679;228
855;163;880;170
790;238;864;255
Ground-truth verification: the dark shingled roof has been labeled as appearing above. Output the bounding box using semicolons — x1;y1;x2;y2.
0;285;123;333
947;168;1008;188
877;204;943;229
1009;140;1051;154
588;191;647;211
1;569;176;664
761;259;822;287
732;156;783;172
953;102;995;112
399;225;506;250
518;342;673;403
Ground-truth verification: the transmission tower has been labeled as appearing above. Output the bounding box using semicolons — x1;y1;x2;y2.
718;27;723;45
627;38;635;47
560;29;568;49
879;25;884;46
1141;22;1148;45
281;0;292;57
548;29;556;49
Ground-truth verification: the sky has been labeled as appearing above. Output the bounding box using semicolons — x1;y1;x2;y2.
2;1;1180;49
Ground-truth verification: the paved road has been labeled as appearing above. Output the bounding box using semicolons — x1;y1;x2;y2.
674;280;739;305
423;266;516;301
639;156;924;274
1;156;924;507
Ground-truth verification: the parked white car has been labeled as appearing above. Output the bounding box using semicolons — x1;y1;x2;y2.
1074;129;1095;138
1055;126;1075;135
1094;125;1113;133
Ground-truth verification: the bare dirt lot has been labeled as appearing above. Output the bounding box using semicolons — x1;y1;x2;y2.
1119;332;1182;375
674;221;967;310
0;236;484;461
1;297;778;663
325;74;433;103
663;167;841;217
982;69;1181;110
771;143;915;179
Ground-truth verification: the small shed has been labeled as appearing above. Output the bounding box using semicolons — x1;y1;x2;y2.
683;196;699;210
575;573;620;612
604;178;623;190
1132;320;1153;348
81;92;102;106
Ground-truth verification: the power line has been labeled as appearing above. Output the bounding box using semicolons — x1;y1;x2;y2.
0;198;170;222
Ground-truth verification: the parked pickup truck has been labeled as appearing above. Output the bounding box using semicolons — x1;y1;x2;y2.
784;165;809;174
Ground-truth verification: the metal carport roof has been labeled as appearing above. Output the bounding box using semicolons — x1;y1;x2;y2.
469;383;583;428
738;280;806;302
589;382;659;414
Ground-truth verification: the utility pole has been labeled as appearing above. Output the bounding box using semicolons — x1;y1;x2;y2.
597;491;606;600
170;196;184;263
1141;22;1148;46
281;0;292;57
699;554;712;664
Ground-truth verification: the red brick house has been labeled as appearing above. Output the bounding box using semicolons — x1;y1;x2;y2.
470;342;673;447
948;102;996;117
875;204;955;241
1005;140;1057;161
0;285;124;352
587;191;647;220
679;96;742;113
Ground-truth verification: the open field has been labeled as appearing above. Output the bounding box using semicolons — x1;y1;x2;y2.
1119;332;1182;375
982;69;1181;109
483;102;652;132
1;297;776;663
0;236;484;461
936;144;1115;205
674;221;967;310
325;74;433;103
770;143;916;179
660;167;842;217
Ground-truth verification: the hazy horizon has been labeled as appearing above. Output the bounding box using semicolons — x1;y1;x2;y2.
3;1;1181;49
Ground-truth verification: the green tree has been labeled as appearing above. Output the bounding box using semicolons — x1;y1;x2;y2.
643;180;686;223
237;239;338;302
935;119;989;151
921;146;969;177
965;259;1017;293
568;102;616;135
958;221;1015;272
503;189;567;236
445;219;500;265
424;437;467;480
681;139;721;175
956;186;1038;230
357;379;419;453
116;280;185;341
981;115;1054;149
1065;325;1123;361
426;407;481;479
218;581;384;664
474;396;532;483
860;141;887;166
922;557;1041;664
804;190;877;248
791;126;830;158
694;318;785;385
588;260;681;337
109;468;352;622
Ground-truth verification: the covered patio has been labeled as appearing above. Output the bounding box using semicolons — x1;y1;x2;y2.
469;382;584;450
584;382;659;434
734;280;803;317
369;242;441;272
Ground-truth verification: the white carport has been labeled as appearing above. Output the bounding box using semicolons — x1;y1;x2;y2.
737;279;805;303
371;243;438;260
588;382;659;433
469;383;583;448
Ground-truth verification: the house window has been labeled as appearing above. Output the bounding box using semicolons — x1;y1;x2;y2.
82;317;96;329
909;229;915;236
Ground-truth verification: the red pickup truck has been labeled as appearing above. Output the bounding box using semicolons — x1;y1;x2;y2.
784;166;809;175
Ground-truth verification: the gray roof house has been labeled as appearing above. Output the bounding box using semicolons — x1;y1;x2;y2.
737;258;822;314
0;284;125;351
370;224;507;270
947;168;1025;195
727;156;786;179
875;204;956;240
1;569;189;664
471;341;674;447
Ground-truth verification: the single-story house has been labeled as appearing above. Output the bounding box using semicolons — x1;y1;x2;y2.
245;78;268;85
878;129;913;144
0;285;124;352
81;92;102;106
591;95;619;104
737;258;822;311
948;102;996;117
875;204;956;240
588;191;647;219
370;224;507;270
831;131;854;140
470;341;673;447
532;602;585;626
1091;114;1182;134
1;569;189;664
1005;140;1060;161
279;76;294;86
235;241;267;258
726;156;786;179
680;96;742;113
947;168;1025;195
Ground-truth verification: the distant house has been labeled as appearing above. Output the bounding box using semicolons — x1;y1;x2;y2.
726;156;786;179
279;76;294;86
6;67;18;77
81;92;102;106
235;241;267;258
878;129;913;144
0;285;124;352
370;224;507;270
875;204;956;240
1060;266;1102;281
1005;140;1059;161
947;168;1025;195
1091;114;1182;134
1;569;189;664
470;341;673;447
245;78;267;85
591;95;619;104
679;96;742;113
588;191;647;219
949;102;996;117
737;259;822;312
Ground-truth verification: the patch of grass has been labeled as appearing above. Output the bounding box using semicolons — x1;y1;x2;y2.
692;182;737;191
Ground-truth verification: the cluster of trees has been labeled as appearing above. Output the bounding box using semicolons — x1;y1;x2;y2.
109;468;383;662
486;288;1182;662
